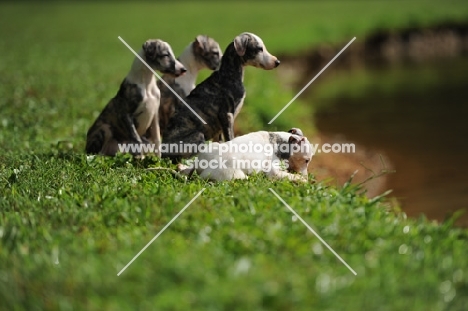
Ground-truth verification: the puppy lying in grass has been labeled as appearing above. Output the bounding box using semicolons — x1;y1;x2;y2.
178;128;313;182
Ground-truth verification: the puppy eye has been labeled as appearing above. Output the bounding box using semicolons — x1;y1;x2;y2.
159;54;170;58
257;47;264;52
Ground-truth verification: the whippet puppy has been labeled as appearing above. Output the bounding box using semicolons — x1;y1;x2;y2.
158;35;222;134
86;39;186;157
179;129;313;182
163;32;280;159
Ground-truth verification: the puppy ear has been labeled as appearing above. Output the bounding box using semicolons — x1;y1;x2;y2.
234;34;250;56
288;128;304;136
288;135;299;144
194;35;207;50
143;40;157;60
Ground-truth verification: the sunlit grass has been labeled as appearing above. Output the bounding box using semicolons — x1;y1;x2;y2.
1;1;468;310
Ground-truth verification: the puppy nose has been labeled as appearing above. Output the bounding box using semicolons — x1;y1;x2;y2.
181;67;187;73
274;59;280;67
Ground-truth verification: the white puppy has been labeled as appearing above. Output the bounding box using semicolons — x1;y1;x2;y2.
179;129;313;182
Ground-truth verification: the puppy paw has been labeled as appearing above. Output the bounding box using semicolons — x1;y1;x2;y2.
295;175;308;183
177;164;196;177
177;163;188;171
134;154;146;160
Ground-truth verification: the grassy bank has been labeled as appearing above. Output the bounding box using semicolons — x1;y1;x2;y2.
2;153;468;310
1;1;468;310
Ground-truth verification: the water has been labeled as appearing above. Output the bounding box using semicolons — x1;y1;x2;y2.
313;57;468;226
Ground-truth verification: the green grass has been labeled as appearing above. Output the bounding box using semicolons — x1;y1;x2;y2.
3;153;468;310
1;1;468;310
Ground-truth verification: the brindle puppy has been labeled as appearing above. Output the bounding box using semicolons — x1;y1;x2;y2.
163;32;280;159
86;39;186;157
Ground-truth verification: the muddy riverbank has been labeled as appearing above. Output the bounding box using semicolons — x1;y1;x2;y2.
278;22;468;225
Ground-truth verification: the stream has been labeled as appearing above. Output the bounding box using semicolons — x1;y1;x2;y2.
313;56;468;225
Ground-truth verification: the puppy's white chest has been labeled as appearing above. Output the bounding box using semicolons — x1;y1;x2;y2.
134;88;159;135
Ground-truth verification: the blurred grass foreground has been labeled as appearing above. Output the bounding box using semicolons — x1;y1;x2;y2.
1;1;468;310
